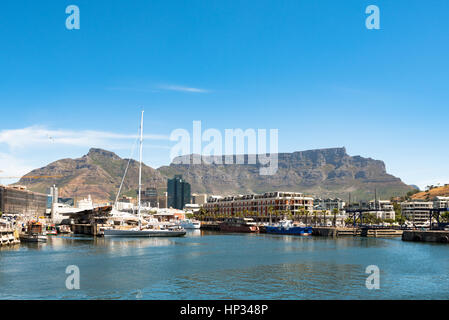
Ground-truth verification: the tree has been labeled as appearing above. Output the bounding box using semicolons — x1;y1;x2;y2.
441;212;449;223
332;208;339;227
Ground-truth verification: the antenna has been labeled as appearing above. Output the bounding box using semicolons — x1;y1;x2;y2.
138;110;144;230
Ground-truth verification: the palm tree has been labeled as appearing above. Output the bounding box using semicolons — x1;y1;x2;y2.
332;208;339;227
304;210;310;226
268;206;274;224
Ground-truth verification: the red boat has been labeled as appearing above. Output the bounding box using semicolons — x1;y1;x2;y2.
220;217;259;233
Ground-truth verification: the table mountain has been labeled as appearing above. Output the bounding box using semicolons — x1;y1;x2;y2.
158;147;413;200
17;147;413;202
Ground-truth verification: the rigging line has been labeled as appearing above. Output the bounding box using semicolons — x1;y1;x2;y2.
114;134;140;209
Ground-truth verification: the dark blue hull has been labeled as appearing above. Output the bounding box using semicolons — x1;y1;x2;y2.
265;226;313;236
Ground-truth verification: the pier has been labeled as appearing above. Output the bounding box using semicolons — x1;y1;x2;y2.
402;230;449;243
0;228;20;246
313;226;403;238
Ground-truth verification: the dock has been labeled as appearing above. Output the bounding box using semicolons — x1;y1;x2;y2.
200;222;221;231
402;230;449;243
313;227;403;238
0;228;20;246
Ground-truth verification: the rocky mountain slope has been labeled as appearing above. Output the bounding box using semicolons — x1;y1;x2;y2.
158;147;413;200
411;185;449;200
17;147;413;202
17;148;166;202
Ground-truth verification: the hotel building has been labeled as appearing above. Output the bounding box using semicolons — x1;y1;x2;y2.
203;191;314;216
401;201;433;224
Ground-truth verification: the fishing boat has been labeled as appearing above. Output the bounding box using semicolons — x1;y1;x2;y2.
104;110;186;238
46;224;58;235
19;221;47;243
220;217;259;233
177;219;201;230
265;220;312;236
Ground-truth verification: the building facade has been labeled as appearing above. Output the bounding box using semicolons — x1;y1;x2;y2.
203;191;314;216
347;199;396;220
0;186;47;217
433;196;449;210
167;175;191;210
314;198;346;212
191;193;208;206
401;201;433;224
140;187;159;207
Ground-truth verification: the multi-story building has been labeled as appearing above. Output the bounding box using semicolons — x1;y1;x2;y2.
0;185;47;217
159;192;168;209
167;175;191;210
191;193;208;206
204;191;314;216
401;201;433;224
139;187;159;207
433;196;449;210
347;199;395;220
314;198;346;212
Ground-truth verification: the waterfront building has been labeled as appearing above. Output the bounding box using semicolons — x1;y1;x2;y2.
159;192;168;208
140;187;159;207
0;185;47;217
401;201;433;224
191;193;208;206
347;199;396;221
314;198;346;213
185;203;201;214
433;196;449;210
76;195;94;210
203;191;314;216
167;175;191;210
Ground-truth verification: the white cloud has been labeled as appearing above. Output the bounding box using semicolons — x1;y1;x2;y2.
158;84;210;93
0;126;170;149
0;153;34;184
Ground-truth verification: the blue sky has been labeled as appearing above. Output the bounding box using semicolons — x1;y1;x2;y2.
0;0;448;189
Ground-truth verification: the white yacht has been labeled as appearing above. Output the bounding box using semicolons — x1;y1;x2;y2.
104;111;186;238
177;219;201;230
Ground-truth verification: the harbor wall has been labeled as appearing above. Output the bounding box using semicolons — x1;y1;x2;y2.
313;227;403;238
402;230;449;243
0;228;20;246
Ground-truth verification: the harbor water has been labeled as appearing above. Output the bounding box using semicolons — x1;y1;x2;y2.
0;231;448;300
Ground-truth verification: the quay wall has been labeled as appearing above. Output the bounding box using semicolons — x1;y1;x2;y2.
313;227;402;238
0;228;20;246
402;230;449;243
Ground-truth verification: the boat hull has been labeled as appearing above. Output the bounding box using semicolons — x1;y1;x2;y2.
19;234;47;243
220;224;259;233
104;229;186;237
265;226;313;236
179;223;201;230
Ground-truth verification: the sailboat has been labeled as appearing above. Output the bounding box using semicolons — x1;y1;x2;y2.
104;111;186;238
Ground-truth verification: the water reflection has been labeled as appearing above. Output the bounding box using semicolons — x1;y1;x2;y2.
1;233;449;299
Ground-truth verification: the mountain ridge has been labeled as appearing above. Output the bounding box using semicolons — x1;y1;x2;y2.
16;147;414;202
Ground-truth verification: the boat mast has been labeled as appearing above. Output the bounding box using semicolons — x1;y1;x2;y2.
138;110;144;230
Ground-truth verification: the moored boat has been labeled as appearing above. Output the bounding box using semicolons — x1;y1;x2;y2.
19;221;47;243
220;217;259;233
265;220;312;236
46;224;58;235
103;111;186;238
177;219;201;230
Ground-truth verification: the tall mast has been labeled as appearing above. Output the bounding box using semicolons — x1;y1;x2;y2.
138;110;144;229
